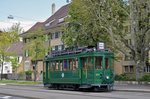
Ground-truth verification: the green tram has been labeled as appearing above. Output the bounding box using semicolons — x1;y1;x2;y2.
43;46;114;91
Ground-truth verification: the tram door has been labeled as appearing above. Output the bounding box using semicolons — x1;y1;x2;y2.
43;61;49;83
81;58;88;84
103;56;111;79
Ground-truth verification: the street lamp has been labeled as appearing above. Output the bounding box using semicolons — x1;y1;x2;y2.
8;15;14;19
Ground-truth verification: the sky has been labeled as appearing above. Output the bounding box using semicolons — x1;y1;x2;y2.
0;0;68;31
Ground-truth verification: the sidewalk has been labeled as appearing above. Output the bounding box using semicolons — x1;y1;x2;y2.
114;84;150;93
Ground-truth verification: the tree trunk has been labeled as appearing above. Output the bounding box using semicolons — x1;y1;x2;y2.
135;60;145;80
1;55;4;80
34;61;37;82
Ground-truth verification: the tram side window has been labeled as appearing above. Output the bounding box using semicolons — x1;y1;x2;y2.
95;57;102;69
88;57;93;69
83;58;87;70
76;58;78;69
68;59;72;70
43;62;46;72
64;60;68;71
55;61;59;71
105;58;109;69
51;61;55;71
59;61;63;71
73;58;78;70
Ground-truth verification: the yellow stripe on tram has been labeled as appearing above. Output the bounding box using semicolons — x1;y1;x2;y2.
80;69;81;78
86;69;87;79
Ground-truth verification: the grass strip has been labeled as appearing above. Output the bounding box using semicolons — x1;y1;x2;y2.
0;80;42;84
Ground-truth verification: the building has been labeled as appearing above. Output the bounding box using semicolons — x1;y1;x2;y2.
19;4;69;81
0;42;24;79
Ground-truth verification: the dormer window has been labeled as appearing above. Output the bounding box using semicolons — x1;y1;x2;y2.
45;19;55;27
58;17;65;23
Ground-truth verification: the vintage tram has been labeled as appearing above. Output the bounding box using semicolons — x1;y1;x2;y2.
43;46;114;91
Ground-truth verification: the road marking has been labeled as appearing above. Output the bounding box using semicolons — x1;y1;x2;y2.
0;83;6;86
0;96;12;99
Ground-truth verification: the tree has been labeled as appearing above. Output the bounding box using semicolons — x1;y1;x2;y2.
25;28;48;81
62;0;111;47
0;23;22;80
63;0;150;79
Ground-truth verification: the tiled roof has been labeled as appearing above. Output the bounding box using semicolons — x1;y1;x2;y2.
7;42;24;56
20;22;45;36
21;4;69;36
44;4;69;30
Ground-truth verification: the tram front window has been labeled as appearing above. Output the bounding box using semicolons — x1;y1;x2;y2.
105;58;109;69
95;57;102;69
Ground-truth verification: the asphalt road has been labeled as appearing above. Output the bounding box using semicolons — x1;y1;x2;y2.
0;84;150;99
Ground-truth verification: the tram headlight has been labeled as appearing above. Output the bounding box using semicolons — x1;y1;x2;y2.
106;76;109;79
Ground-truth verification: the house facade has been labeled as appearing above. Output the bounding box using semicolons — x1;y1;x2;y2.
0;42;24;79
19;4;69;81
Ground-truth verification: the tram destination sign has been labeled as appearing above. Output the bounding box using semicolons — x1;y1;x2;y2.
97;42;105;50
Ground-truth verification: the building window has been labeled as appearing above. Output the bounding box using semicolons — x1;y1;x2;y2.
58;17;65;23
24;38;27;43
55;46;58;51
61;45;64;50
58;45;61;51
58;31;62;38
145;65;150;73
55;32;58;38
5;66;8;70
130;65;134;73
124;66;128;73
25;50;28;57
18;57;20;62
45;19;55;27
51;33;55;39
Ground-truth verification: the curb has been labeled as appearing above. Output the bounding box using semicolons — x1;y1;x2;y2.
1;83;43;87
113;89;150;93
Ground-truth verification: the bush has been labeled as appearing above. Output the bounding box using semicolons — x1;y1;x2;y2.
18;71;25;78
25;70;33;75
115;74;136;81
115;74;129;81
139;74;150;81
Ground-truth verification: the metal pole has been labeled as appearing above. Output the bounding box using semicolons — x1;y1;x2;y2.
1;55;4;80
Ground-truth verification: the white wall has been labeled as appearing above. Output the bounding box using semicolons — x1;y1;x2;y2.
0;56;22;74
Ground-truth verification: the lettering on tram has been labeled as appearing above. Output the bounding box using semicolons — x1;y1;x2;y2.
43;45;114;91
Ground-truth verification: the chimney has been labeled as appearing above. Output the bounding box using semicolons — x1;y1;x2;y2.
52;3;55;15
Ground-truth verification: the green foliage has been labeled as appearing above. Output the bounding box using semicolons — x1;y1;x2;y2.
10;57;19;69
115;74;136;81
0;23;22;80
0;80;42;84
139;74;150;82
62;0;112;47
18;71;25;78
25;28;48;60
25;70;34;75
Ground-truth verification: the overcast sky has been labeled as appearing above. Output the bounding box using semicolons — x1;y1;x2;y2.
0;0;68;31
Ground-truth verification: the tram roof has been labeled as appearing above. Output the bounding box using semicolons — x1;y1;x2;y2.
44;51;113;61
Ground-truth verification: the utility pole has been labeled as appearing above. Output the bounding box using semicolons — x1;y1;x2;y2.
1;55;4;80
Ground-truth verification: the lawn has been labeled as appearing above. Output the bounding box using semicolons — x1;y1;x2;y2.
0;80;42;84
